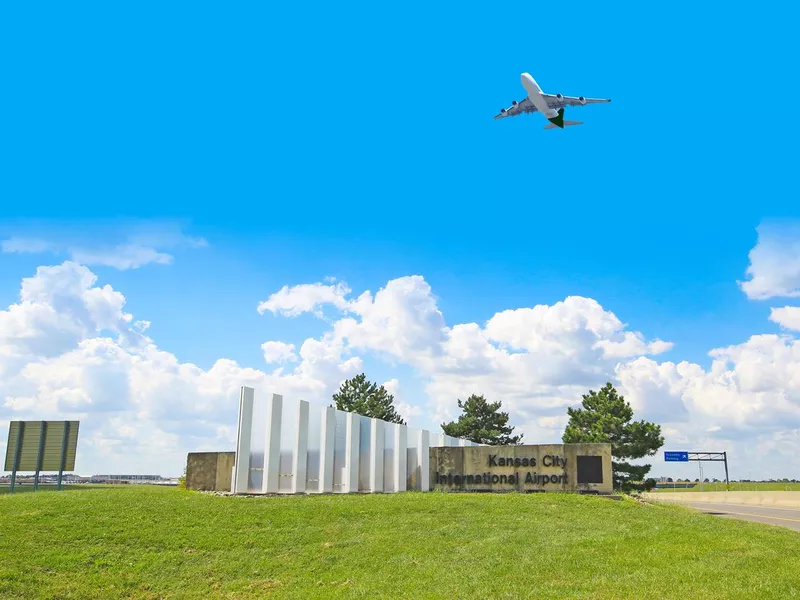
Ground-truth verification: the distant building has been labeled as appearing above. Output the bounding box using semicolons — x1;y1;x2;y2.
89;474;177;485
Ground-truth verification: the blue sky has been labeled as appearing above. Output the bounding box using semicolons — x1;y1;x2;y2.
2;2;800;479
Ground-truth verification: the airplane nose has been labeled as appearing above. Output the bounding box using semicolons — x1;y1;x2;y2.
520;72;538;94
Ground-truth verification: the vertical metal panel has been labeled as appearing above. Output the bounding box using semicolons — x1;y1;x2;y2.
277;396;297;493
291;400;309;494
406;426;419;491
319;407;336;493
233;387;254;494
262;394;283;494
247;387;267;492
395;424;407;493
357;415;372;492
370;419;385;492
418;429;430;491
305;404;322;493
382;423;396;492
332;410;348;492
344;412;360;493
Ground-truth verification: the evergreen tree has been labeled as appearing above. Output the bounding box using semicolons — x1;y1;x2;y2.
562;382;664;490
332;373;406;424
441;394;522;445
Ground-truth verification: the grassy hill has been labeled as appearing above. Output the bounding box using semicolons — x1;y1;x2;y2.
1;485;799;599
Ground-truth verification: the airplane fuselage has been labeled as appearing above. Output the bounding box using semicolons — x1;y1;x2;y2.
520;73;558;119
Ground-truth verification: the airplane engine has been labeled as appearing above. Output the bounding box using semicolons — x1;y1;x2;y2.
511;100;517;106
556;94;564;102
579;96;587;105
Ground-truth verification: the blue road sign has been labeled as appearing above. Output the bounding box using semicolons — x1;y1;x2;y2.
664;451;689;462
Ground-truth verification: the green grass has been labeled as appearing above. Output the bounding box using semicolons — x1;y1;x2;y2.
0;484;118;495
653;482;800;492
1;486;799;599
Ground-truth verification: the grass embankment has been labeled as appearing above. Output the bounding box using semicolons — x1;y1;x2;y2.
654;482;800;493
1;486;799;599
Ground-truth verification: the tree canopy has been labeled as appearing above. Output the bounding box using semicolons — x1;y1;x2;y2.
441;394;522;445
332;373;406;424
562;382;664;490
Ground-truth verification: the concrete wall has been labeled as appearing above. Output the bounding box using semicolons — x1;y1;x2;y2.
186;452;235;492
645;491;800;509
430;443;613;494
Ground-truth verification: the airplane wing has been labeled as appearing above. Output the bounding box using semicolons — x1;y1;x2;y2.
542;94;611;109
493;97;537;120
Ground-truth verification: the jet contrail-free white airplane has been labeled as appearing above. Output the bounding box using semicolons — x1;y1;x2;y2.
494;73;610;129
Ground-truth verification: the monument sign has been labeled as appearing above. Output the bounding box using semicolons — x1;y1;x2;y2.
430;443;613;494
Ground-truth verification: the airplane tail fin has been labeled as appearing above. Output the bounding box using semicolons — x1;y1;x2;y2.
544;120;583;130
545;107;583;129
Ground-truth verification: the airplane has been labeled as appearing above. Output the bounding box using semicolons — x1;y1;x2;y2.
494;73;610;129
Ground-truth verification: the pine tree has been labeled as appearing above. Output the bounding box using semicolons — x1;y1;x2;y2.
332;373;406;424
441;394;522;445
562;382;664;490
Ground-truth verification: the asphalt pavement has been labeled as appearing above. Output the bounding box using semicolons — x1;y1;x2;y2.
685;501;800;532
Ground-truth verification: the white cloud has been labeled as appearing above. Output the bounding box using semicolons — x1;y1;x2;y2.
70;244;173;270
0;220;207;270
739;222;800;300
382;377;422;421
770;306;800;331
1;237;57;254
261;341;298;364
5;260;800;479
0;263;362;475
259;280;674;429
257;281;352;317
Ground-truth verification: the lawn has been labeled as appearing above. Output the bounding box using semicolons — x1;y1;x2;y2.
1;486;799;599
653;482;800;492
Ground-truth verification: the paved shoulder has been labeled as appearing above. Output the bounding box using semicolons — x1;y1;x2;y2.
685;501;800;532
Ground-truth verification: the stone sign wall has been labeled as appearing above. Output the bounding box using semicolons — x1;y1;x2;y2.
429;443;613;494
186;451;235;492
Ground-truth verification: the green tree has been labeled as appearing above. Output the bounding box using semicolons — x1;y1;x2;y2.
562;382;664;491
441;394;523;445
332;373;406;424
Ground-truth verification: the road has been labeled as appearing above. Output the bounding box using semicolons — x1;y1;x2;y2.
686;501;800;532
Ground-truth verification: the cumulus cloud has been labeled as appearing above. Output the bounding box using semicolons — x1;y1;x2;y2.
382;378;422;421
261;341;298;364
257;280;675;427
257;281;352;317
770;306;800;331
5;260;800;479
739;222;800;300
0;263;362;474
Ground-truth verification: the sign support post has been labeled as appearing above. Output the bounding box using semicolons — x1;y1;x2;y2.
34;421;47;491
9;422;25;494
723;451;730;491
57;421;71;491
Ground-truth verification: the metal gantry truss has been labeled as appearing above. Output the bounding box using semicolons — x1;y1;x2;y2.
687;451;729;488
